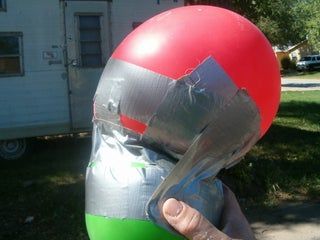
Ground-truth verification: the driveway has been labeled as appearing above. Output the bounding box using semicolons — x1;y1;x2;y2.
281;78;320;91
247;201;320;240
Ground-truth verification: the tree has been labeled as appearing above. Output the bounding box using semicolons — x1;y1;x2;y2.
233;0;305;47
293;0;320;51
186;0;320;50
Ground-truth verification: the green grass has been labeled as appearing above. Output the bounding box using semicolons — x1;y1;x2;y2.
0;137;91;240
283;70;320;79
1;91;319;239
220;91;320;206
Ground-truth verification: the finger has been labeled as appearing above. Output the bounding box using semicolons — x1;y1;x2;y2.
162;198;231;240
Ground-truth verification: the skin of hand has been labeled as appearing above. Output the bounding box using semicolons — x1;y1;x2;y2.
161;184;255;240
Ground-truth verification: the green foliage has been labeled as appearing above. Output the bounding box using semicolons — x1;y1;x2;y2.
255;16;282;45
281;57;296;70
187;0;320;50
231;0;304;46
232;0;320;50
293;0;320;51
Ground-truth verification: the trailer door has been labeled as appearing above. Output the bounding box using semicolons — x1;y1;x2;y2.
64;1;111;130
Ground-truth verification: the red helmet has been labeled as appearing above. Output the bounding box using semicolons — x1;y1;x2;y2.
111;5;280;137
88;6;281;239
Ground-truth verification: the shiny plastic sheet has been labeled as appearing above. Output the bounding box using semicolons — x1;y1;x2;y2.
86;122;224;223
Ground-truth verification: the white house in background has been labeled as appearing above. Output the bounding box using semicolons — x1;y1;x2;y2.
273;40;319;68
0;0;184;159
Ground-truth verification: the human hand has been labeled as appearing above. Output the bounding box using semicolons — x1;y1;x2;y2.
162;185;255;240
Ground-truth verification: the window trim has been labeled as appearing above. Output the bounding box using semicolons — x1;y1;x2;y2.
75;13;104;68
0;32;24;77
0;0;6;12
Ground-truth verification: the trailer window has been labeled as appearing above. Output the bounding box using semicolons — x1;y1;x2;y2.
78;15;102;67
0;0;6;11
0;33;23;76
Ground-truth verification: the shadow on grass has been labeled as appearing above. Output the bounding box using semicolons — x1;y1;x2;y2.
247;201;320;226
1;119;320;238
220;124;320;203
0;137;91;240
277;101;320;127
219;122;320;231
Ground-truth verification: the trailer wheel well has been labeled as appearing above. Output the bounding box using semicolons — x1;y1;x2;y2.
0;138;29;160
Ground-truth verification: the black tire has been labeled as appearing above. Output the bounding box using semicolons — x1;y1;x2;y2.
0;138;28;160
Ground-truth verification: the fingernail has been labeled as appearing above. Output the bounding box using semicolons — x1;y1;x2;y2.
163;198;183;217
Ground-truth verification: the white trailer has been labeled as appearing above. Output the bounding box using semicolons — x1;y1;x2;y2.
0;0;184;159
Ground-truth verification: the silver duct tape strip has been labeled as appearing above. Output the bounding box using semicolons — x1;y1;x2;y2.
143;57;237;155
95;58;171;125
147;89;260;231
184;56;238;101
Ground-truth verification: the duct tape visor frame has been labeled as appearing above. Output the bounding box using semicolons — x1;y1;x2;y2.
89;56;261;234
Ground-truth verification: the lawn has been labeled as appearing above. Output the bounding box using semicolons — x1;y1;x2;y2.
283;70;320;79
1;91;319;239
0;137;91;240
220;90;320;206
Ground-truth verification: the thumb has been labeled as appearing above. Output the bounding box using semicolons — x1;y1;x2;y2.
162;198;231;240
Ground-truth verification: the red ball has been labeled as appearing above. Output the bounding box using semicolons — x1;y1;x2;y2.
112;6;280;136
